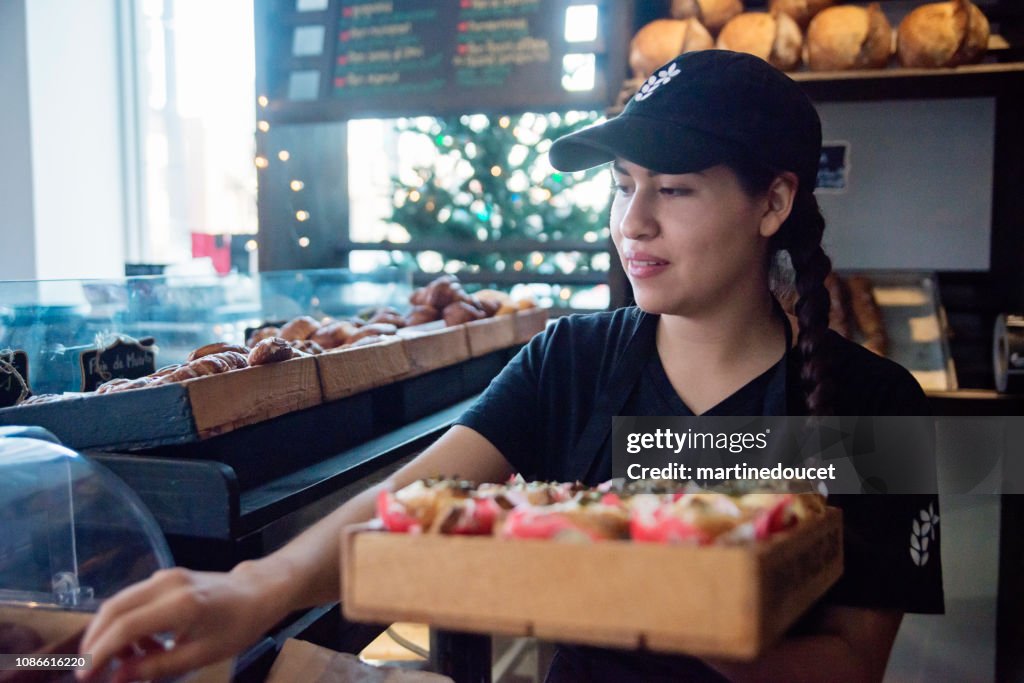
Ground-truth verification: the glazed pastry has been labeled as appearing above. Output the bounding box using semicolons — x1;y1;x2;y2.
279;315;321;341
246;326;281;347
247;337;296;366
443;301;487;326
289;339;325;355
346;323;399;344
311;321;360;349
187;342;250;363
405;305;440;326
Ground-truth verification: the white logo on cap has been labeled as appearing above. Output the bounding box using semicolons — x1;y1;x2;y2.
633;62;681;102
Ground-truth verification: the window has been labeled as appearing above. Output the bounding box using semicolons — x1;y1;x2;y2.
124;0;257;267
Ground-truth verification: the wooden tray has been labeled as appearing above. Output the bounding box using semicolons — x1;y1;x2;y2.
513;308;548;344
342;507;842;660
465;316;517;358
396;323;471;378
316;337;412;402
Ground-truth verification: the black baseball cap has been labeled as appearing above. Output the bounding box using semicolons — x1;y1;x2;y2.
549;50;822;190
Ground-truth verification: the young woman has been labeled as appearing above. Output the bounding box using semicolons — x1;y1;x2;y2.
81;50;942;683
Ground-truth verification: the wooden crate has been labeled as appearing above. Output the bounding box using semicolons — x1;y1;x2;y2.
185;355;322;439
0;356;322;450
396;324;471;378
342;508;842;661
316;337;413;402
513;308;548;344
465;316;517;358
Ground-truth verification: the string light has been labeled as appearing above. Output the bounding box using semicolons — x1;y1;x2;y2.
296;210;310;221
409;190;421;202
290;180;304;191
498;116;511;128
278;150;290;161
531;253;544;266
257;121;270;132
490;166;502;177
298;236;311;248
245;239;258;252
257;95;269;107
254;156;269;169
513;261;524;271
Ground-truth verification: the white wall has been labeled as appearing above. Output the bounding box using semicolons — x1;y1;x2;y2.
0;0;126;282
0;0;39;281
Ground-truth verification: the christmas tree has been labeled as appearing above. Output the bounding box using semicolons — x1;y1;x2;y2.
386;112;612;281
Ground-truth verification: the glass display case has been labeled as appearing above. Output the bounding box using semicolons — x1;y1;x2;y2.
0;427;174;609
0;268;412;395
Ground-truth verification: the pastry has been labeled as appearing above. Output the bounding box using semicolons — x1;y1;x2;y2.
246;326;281;347
443;301;486;326
187;342;249;363
247;337;296;366
345;323;399;345
312;321;360;349
279;315;321;341
405;305;440;326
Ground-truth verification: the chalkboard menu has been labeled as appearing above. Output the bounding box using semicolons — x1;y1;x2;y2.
257;0;633;123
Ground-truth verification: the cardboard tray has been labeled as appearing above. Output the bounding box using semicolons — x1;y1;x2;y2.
342;507;842;660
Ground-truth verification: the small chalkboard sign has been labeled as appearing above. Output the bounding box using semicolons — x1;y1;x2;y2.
0;350;30;408
79;338;157;392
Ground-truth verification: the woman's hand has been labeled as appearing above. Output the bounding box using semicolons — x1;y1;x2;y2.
79;560;294;683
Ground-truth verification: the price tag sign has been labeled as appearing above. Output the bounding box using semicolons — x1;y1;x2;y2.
79;338;157;392
0;350;30;408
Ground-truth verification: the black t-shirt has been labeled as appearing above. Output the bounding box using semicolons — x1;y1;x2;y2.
456;307;944;680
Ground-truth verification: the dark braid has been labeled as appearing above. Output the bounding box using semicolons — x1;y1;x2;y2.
778;190;835;415
729;159;836;415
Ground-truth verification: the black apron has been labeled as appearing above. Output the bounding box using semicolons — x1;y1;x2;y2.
565;306;793;484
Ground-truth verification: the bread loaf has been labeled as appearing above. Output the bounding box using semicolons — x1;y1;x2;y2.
897;0;989;68
629;19;714;78
806;3;893;71
247;337;296;366
717;11;803;71
769;0;833;29
671;0;744;34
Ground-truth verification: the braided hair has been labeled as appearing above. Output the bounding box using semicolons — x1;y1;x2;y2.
729;160;836;416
